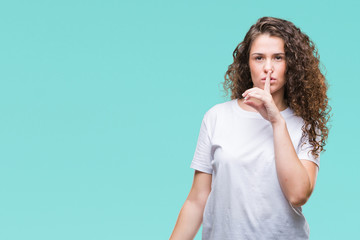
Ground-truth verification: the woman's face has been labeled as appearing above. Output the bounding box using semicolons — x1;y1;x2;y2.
248;34;287;95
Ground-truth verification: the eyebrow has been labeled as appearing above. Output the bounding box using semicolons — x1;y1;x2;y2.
251;53;285;55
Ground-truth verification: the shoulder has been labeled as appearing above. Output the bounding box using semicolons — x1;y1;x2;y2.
283;108;306;129
203;99;234;122
199;100;235;135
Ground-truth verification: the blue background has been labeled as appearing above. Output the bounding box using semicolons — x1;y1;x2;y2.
0;0;358;239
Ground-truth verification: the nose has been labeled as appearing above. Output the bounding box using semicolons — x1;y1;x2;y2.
264;59;273;73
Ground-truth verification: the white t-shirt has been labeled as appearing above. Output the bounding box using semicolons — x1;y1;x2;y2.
190;99;320;240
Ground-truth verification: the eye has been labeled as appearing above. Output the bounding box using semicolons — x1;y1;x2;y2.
255;56;263;61
275;56;284;61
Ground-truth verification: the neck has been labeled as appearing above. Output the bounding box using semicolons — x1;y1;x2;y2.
272;90;287;111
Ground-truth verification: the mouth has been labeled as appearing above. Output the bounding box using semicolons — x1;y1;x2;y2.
261;78;277;84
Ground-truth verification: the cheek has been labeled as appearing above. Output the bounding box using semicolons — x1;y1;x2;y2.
277;63;286;77
249;63;260;76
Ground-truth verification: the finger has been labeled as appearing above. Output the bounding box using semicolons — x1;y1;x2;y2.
246;92;264;102
242;89;251;98
243;90;256;100
244;94;261;109
264;70;272;93
242;87;259;98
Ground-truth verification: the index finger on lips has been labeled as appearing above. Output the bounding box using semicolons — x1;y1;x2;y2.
264;71;272;93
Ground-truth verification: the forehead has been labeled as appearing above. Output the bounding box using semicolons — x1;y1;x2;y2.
250;34;285;53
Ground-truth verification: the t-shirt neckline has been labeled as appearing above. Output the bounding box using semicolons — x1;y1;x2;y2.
232;98;293;119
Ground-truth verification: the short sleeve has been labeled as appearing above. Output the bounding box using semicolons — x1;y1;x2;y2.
297;133;321;170
190;112;213;174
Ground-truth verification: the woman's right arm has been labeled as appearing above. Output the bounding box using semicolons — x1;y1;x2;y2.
169;170;212;240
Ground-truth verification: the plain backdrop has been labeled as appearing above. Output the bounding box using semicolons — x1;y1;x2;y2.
0;0;358;239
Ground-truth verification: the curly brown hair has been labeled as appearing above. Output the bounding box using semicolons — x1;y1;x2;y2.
222;16;331;159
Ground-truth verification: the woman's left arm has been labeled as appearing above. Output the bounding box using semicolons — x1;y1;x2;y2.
272;118;319;207
242;71;319;207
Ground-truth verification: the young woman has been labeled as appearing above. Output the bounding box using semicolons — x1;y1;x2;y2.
170;16;331;240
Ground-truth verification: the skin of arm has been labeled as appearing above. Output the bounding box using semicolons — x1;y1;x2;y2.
169;199;206;240
271;117;319;207
169;171;212;240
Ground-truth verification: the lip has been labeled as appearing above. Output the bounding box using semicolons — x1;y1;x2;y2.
261;77;276;80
